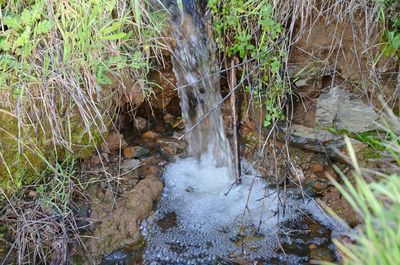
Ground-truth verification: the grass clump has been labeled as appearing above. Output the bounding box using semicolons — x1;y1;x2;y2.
327;112;400;265
0;0;164;196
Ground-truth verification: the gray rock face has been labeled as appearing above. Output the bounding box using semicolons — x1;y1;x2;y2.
286;124;366;159
316;86;380;133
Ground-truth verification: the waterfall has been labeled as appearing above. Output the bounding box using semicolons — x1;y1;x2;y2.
168;0;233;170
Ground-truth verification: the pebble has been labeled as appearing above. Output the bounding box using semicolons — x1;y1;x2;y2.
142;131;160;139
134;116;147;131
120;159;141;171
123;146;150;159
105;132;128;152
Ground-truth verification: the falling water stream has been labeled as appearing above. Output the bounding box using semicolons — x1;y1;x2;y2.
141;1;344;264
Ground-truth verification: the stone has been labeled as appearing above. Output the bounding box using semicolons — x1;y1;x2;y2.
142;131;160;139
316;86;380;133
120;159;141;171
163;113;175;124
309;161;324;173
284;124;366;159
105;132;128;152
157;138;187;157
133;116;147;131
87;175;163;261
120;83;144;107
123;146;150;159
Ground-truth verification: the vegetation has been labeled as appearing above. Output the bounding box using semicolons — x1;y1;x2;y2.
326;112;400;265
0;0;399;264
0;0;164;196
208;0;287;128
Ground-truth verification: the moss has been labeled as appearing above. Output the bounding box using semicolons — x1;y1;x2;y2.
0;110;109;200
326;127;385;150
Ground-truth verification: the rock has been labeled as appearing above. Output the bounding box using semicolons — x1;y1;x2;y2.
142;131;160;139
316;86;380;133
133;116;147;131
120;82;144;107
289;165;305;183
157;138;187;157
88;175;163;261
163;113;174;124
123;146;150;159
309;161;324;173
120;159;141;171
284;124;366;159
102;250;128;265
105;132;128;152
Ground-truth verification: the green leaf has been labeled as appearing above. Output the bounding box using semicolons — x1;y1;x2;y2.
35;20;53;35
0;38;10;51
3;15;21;29
14;26;31;48
99;22;121;35
101;32;127;40
392;33;400;49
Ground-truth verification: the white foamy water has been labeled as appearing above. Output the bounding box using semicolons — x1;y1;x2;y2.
142;157;344;264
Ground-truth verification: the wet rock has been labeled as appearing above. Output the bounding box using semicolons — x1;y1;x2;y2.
305;174;330;195
285;124;366;159
120;159;141;172
156;137;187;157
133;116;147;131
88;175;163;262
123;146;150;159
102;250;128;265
105;132;128;152
316;86;380;133
289;165;305;183
142;131;160;139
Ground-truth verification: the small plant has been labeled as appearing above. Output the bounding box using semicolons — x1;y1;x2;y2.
208;0;289;128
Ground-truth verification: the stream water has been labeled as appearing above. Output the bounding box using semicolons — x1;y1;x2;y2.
141;1;344;264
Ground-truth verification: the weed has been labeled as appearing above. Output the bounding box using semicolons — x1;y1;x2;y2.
208;0;288;128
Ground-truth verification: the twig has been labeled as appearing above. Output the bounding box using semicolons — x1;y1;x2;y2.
228;56;241;184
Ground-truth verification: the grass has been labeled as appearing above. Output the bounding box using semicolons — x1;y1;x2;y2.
0;0;166;196
323;107;400;265
0;157;81;264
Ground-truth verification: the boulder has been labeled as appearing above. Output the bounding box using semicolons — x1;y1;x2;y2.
316;86;380;133
285;124;366;159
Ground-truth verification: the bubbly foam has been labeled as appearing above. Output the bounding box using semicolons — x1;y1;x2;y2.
141;157;344;263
